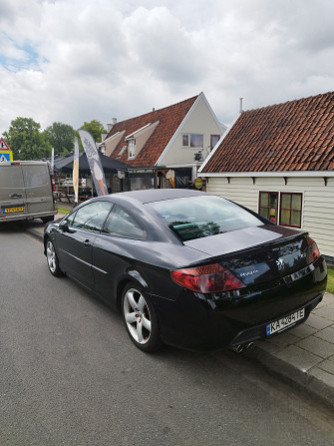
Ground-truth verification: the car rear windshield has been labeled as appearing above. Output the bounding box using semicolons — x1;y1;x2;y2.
150;195;264;241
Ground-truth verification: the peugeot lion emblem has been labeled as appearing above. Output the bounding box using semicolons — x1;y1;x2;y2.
276;258;284;271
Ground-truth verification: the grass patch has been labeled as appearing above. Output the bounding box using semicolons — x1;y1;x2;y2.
327;267;334;294
57;207;70;215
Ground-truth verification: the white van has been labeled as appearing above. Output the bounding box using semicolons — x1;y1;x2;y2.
0;160;57;223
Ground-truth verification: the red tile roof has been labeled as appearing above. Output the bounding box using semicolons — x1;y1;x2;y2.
202;92;334;173
105;95;198;167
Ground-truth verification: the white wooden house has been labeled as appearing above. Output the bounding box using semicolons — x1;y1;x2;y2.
199;92;334;260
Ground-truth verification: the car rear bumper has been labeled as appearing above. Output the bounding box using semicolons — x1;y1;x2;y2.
152;257;327;352
228;292;323;347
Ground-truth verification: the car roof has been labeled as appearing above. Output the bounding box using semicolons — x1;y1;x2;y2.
109;188;208;204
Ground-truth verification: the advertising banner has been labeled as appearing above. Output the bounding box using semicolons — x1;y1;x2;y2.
73;137;79;203
78;129;107;196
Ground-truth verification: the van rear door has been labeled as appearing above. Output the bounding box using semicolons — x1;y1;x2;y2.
0;163;28;218
22;163;54;215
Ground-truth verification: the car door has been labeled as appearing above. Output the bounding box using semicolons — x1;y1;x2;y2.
0;163;28;219
92;205;147;303
56;201;113;289
22;163;54;215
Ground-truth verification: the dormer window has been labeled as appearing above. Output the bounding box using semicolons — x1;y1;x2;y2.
125;121;159;160
128;139;135;159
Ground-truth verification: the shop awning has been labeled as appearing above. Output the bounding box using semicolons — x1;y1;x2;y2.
52;151;130;174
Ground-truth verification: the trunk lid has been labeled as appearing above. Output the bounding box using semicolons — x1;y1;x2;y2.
184;225;311;285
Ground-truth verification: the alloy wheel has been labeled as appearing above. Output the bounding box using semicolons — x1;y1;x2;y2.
123;288;152;345
47;240;57;274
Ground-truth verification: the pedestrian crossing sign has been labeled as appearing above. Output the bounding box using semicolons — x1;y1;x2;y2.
0;137;13;162
0;150;13;162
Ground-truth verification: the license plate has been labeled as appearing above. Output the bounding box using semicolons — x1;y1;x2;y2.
3;206;24;214
266;308;305;336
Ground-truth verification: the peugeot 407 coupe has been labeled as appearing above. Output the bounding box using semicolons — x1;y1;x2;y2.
44;189;327;353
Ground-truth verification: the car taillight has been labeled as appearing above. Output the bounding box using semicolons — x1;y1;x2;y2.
171;263;246;294
51;175;56;192
306;237;320;263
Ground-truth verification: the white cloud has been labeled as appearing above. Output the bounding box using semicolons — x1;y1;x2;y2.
123;7;205;85
0;0;334;134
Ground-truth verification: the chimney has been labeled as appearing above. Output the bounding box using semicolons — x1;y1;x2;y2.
240;98;244;114
107;118;117;133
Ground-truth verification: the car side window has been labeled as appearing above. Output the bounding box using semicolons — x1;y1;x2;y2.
66;210;77;227
71;201;113;232
104;205;146;239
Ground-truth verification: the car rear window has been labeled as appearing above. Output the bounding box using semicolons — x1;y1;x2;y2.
0;165;25;188
22;165;49;187
150;195;263;241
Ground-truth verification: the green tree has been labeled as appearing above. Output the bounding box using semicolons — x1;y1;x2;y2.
3;117;52;160
80;120;106;142
45;122;75;155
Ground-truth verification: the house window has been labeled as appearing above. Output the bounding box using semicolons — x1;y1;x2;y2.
210;135;220;150
259;192;278;224
129;173;155;191
190;134;203;148
182;134;204;148
258;191;303;228
128;139;135;159
280;193;302;227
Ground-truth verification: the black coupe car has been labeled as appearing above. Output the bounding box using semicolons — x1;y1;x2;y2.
44;189;327;353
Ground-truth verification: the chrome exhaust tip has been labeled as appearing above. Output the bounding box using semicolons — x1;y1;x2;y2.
230;344;244;354
245;342;254;351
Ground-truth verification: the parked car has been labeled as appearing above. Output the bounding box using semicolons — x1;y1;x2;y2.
44;189;327;353
62;177;73;186
0;160;57;223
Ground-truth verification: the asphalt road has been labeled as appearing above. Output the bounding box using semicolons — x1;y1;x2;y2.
0;221;333;446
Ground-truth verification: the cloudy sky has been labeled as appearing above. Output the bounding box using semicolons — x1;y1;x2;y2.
1;0;333;134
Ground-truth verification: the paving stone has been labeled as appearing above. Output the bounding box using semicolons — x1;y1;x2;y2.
314;326;334;344
255;340;280;354
266;331;300;349
305;313;333;330
317;358;334;374
315;299;328;309
296;335;334;359
274;345;322;372
308;367;334;388
290;323;317;339
314;305;334;320
323;293;334;305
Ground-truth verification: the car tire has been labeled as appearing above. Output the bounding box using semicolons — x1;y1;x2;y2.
122;282;162;353
46;239;64;277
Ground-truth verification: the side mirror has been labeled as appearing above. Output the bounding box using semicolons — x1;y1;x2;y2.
59;220;70;232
